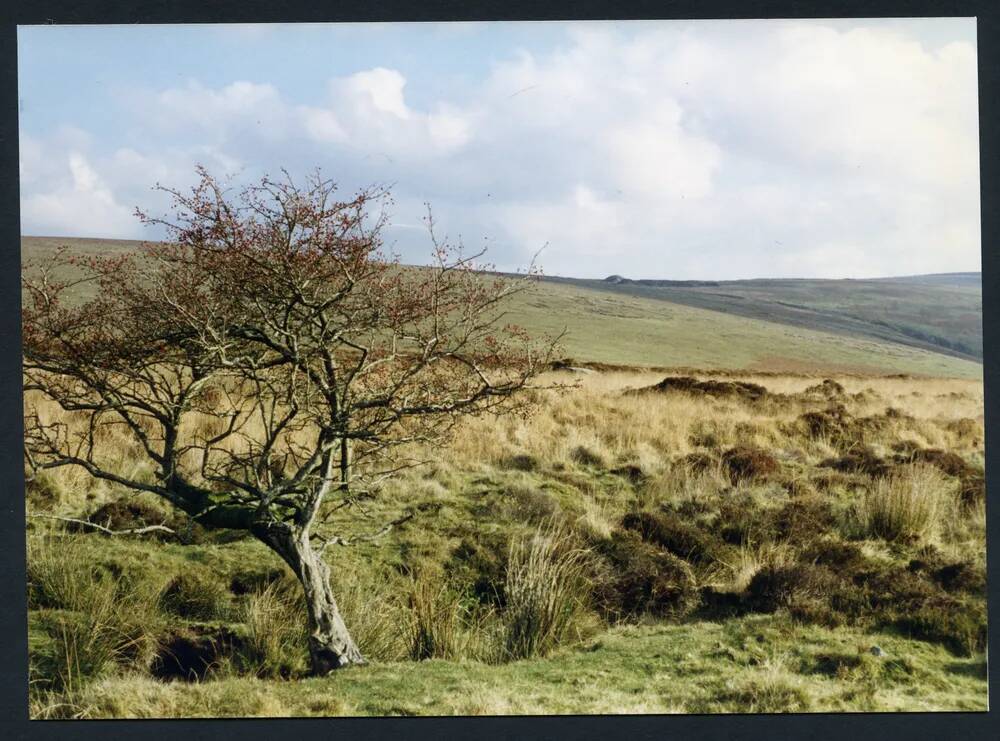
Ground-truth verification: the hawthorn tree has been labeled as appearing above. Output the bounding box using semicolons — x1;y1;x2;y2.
23;167;558;674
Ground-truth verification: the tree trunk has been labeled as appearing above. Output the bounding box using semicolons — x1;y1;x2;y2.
252;521;364;674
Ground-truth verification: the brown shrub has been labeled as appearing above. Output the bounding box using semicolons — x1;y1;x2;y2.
945;418;982;446
570;445;606;468
627;375;771;402
721;445;779;484
80;500;167;535
889;597;987;656
798;539;868;572
158;572;232;621
932;561;986;596
747;564;839;613
620;510;734;565
152;625;247;682
852;564;941;616
810;470;855;494
892;439;923;456
803;379;846;398
883;406;912;419
688;424;722;449
906;544;947;575
593;532;699;620
448;533;509;607
819;447;892;478
503;484;561;524
80;500;207;544
740;545;987;656
797;404;852;441
781;478;818;498
610;464;646;484
768;497;837;544
503;454;539;472
906;448;978;478
852;413;895;438
229;567;288;596
798;405;906;450
958;473;986;507
697;586;749;619
897;447;984;510
715;497;778;545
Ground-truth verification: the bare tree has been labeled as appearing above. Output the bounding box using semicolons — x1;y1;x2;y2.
23;167;559;674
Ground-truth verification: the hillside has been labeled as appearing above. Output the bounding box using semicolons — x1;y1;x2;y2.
21;236;983;379
23;235;987;716
27;370;988;715
540;272;983;363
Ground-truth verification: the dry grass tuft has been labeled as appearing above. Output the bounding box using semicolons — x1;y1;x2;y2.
28;536;163;695
407;578;469;661
854;464;954;542
238;580;308;678
502;524;590;660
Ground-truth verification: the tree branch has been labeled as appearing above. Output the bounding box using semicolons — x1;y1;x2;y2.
27;512;176;537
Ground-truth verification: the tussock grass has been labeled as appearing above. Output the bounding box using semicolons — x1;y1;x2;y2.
238;579;308;678
28;536;163;700
501;525;590;660
854;464;953;542
407;579;468;661
716;541;793;594
336;570;410;662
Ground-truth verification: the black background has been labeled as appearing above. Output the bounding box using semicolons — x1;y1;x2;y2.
0;2;996;739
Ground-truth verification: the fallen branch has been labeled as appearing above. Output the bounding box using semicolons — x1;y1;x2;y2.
27;512;176;537
312;512;415;553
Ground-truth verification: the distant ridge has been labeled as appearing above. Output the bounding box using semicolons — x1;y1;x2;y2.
603;275;721;287
553;269;983;363
876;272;981;288
602;272;980;286
20;236;983;370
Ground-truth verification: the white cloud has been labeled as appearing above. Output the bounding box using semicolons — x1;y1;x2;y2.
606;101;722;199
340;67;411;119
19;20;980;279
133;80;293;145
300;107;348;143
21;151;139;237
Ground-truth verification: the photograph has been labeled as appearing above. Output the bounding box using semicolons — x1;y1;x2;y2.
18;17;987;718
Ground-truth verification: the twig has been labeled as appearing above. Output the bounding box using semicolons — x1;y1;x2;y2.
27;512;176;537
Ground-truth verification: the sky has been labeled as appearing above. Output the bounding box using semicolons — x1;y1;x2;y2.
17;19;981;280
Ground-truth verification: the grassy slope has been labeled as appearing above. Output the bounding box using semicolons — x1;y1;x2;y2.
509;280;981;378
540;273;983;362
42;618;988;717
22;236;982;379
28;522;987;717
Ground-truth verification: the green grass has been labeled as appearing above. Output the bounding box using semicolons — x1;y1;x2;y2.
33;616;986;717
506;280;981;378
22;236;982;379
22;244;986;718
545;272;982;361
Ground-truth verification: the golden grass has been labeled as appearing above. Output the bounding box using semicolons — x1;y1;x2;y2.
854;464;955;543
446;370;983;481
28;369;985;577
501;524;590;660
24;366;988;718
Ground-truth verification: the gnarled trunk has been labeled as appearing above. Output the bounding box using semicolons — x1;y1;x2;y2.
252;521;364;674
